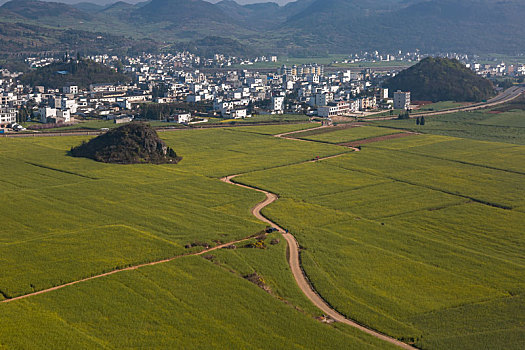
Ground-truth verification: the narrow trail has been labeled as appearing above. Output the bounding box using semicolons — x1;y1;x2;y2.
0;236;256;304
221;173;415;350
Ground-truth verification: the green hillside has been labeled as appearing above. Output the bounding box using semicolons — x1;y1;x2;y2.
20;59;131;89
384;57;495;102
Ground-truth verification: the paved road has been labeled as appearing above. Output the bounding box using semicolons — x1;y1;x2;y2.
365;85;525;121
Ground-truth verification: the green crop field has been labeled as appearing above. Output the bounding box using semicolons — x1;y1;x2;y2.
225;122;320;136
235;133;525;349
416;101;468;111
0;256;393;349
1;125;396;349
292;125;404;144
371;109;525;145
1;123;524;349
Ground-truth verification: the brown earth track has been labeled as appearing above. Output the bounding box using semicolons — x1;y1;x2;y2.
221;168;415;350
0;235;258;304
1;123;416;348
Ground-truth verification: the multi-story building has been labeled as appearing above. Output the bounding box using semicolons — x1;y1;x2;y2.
394;90;411;110
63;85;78;95
272;96;285;113
0;107;17;127
318;101;350;117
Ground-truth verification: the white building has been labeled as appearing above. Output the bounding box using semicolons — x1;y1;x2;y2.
173;113;192;124
38;107;57;123
318;101;350;117
0;107;17;127
61;98;78;114
394;90;411;110
63;85;78;95
272;96;285;113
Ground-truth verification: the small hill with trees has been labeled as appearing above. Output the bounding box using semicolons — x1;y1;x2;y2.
384;57;495;102
70;123;181;165
20;59;131;89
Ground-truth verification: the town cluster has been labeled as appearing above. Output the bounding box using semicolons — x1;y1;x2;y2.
0;51;523;133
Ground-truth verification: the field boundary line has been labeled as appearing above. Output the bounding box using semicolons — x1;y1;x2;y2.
330;163;513;210
372;147;525;176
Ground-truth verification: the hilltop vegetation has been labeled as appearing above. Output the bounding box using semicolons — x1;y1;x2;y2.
384;57;494;102
20;58;130;89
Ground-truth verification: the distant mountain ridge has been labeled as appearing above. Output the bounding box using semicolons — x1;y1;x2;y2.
0;0;523;55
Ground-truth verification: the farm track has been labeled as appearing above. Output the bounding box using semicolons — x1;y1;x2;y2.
0;235;259;304
221;170;415;350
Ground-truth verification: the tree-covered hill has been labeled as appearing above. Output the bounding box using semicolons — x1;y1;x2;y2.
20;59;132;89
70;122;181;164
384;57;495;102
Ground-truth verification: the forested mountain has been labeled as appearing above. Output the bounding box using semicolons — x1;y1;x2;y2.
0;0;523;56
384;57;495;102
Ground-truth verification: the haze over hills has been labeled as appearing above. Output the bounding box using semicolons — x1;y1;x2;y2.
0;0;523;56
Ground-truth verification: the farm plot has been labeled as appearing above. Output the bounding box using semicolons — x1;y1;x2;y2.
365;135;525;174
372;109;525;145
293;126;404;144
225;122;320;136
0;129;349;301
324;148;525;209
158;128;349;177
0;257;394;350
235;134;525;349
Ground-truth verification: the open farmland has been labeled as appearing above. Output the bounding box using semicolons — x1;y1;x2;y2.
235;132;525;349
0;126;397;348
371;95;525;145
0;256;393;349
1;123;524;349
291;125;405;144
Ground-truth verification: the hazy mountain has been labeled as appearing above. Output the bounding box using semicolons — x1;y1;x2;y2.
136;0;229;23
0;0;93;19
0;0;523;56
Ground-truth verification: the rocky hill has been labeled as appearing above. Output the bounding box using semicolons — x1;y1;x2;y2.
384;57;495;102
70;123;182;164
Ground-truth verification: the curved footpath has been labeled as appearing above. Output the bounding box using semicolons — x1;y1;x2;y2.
221;171;416;350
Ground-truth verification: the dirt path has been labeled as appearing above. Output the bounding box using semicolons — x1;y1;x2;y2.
0;236;257;304
221;174;415;349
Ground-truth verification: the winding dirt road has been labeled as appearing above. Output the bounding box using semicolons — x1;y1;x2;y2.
221;174;415;349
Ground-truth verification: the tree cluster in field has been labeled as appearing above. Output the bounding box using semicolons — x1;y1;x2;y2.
385;57;495;102
70;122;181;164
416;116;425;125
20;58;131;89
